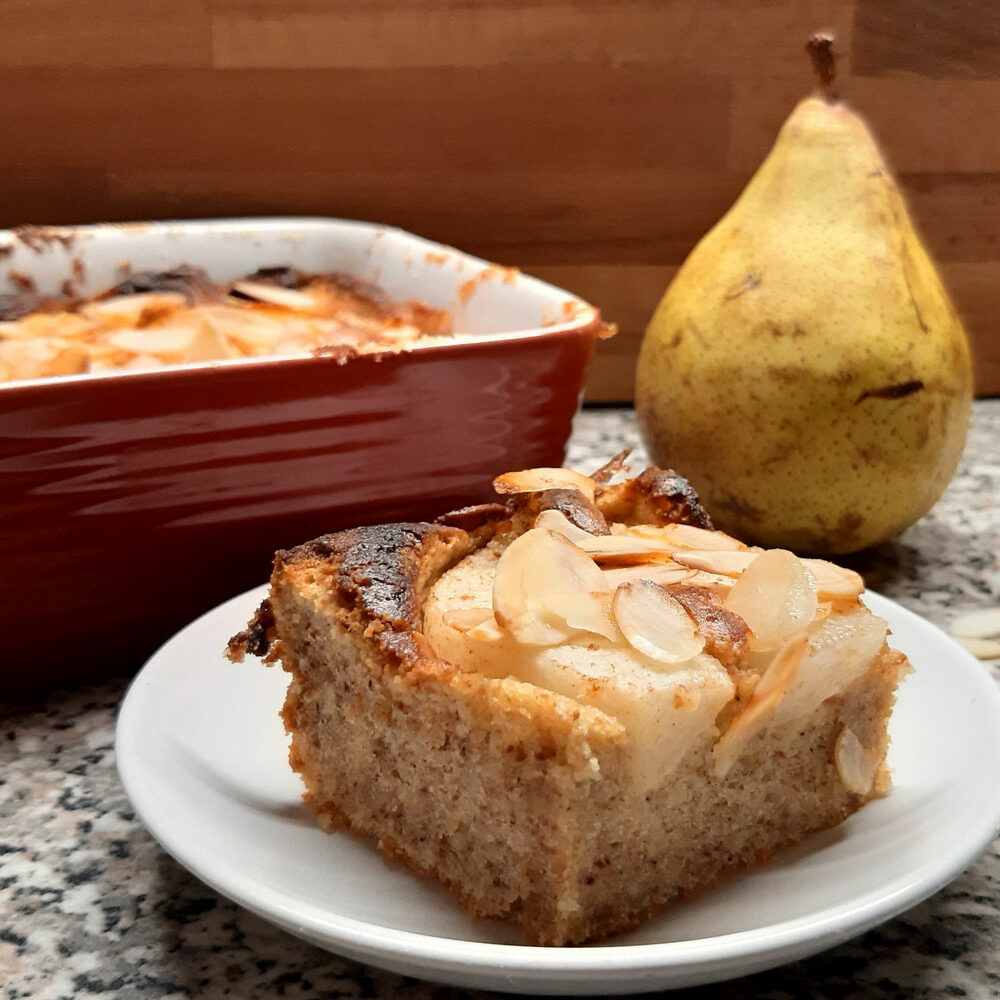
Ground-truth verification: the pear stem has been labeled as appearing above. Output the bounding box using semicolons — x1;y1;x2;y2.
806;32;838;102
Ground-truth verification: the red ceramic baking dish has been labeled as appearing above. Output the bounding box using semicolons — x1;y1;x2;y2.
0;219;610;691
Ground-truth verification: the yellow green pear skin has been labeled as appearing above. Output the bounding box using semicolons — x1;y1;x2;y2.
635;95;973;555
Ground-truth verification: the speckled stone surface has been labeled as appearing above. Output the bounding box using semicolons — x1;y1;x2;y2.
3;400;999;1000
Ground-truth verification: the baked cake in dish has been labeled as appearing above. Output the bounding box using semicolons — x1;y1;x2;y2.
0;265;451;382
228;456;910;946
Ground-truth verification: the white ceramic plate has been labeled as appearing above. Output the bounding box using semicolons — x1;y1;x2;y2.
116;586;1000;995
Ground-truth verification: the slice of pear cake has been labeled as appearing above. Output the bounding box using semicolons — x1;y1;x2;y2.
228;457;910;946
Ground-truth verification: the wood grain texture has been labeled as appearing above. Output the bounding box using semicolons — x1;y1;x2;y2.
0;66;730;172
0;0;212;67
853;0;1000;78
0;0;996;397
211;0;855;72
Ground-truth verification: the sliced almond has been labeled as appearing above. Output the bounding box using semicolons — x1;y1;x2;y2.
107;318;228;362
0;337;88;379
834;727;878;795
753;634;809;702
605;562;737;595
526;531;616;641
579;537;678;565
801;559;865;601
0;312;96;342
626;523;746;551
119;353;165;372
949;607;1000;640
534;508;597;543
492;529;572;645
611;581;705;667
442;607;495;632
724;549;818;646
673;549;758;577
672;548;864;604
713;634;808;777
564;527;676;562
0;316;53;341
686;570;739;593
49;343;91;375
181;317;231;361
492;528;611;645
85;292;187;326
493;467;597;503
542;590;619;642
955;636;1000;660
601;564;695;589
195;306;283;355
231;280;323;312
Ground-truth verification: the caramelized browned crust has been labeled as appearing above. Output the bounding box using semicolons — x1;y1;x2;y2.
505;487;611;537
443;465;712;547
435;503;508;532
277;522;481;670
226;599;276;662
663;584;750;675
227;522;479;669
597;466;713;529
542;488;611;534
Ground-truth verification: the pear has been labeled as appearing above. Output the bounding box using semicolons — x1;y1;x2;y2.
635;34;973;555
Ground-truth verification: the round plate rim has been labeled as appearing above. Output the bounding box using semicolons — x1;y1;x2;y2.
115;584;1000;991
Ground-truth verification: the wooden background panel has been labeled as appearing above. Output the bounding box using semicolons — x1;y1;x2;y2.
853;0;1000;78
211;0;855;73
0;66;731;172
0;0;212;67
0;0;996;397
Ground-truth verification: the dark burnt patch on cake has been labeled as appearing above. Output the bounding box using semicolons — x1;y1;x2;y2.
543;489;611;535
436;503;507;533
663;585;749;675
226;598;277;662
597;467;712;530
639;468;713;528
274;521;481;670
308;523;455;629
506;489;610;537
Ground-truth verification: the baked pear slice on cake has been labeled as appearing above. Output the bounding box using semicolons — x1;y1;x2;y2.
229;455;910;945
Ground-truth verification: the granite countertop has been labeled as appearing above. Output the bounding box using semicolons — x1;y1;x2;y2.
3;400;999;1000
